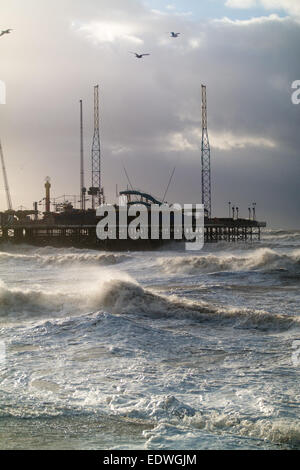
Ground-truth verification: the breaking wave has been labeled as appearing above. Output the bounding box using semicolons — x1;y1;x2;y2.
1;277;298;331
91;278;300;331
263;229;300;238
0;280;73;319
0;251;128;267
157;248;300;274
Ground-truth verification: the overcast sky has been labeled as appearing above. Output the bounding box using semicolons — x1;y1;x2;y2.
0;0;299;227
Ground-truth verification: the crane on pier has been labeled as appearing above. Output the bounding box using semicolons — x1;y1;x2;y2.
0;139;13;211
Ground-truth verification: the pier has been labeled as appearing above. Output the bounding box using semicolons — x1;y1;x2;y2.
0;211;266;250
0;85;267;251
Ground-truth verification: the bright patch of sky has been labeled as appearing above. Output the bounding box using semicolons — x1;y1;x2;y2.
144;0;288;20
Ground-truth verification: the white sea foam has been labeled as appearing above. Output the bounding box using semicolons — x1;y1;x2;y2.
185;412;300;448
156;248;300;274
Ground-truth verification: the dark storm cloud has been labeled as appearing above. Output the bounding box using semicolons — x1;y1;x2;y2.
0;0;299;226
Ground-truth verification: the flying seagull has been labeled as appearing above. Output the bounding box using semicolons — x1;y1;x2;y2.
130;52;150;59
169;32;180;38
0;29;13;37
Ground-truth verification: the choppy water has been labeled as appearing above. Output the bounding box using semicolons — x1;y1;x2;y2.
0;229;300;450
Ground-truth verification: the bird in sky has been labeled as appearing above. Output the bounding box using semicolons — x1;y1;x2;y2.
130;52;150;59
169;32;180;38
0;29;13;37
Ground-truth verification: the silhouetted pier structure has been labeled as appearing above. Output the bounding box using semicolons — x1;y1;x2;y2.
0;211;266;250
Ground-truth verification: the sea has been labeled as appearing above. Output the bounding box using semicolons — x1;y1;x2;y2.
0;229;299;450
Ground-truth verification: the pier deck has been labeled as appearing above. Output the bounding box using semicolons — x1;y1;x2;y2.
0;217;266;250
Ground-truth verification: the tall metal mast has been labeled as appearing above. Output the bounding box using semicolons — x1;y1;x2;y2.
0;139;13;211
201;85;212;218
79;100;85;210
89;85;102;209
